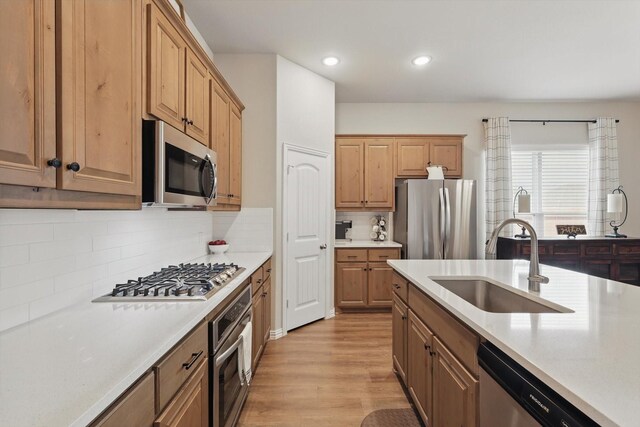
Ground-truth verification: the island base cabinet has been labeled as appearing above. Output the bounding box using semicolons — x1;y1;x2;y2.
154;358;208;427
407;310;434;425
433;337;478;427
392;294;408;385
91;371;155;427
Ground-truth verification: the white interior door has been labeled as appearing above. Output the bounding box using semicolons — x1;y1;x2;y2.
284;145;330;331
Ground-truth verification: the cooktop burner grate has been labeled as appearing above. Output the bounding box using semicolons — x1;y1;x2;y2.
93;262;245;302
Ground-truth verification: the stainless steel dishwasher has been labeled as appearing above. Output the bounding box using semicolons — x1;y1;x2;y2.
478;342;600;427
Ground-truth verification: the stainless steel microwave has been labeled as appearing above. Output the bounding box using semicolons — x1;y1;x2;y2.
142;120;217;207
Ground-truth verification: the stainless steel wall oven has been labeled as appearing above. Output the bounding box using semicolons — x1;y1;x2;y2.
209;283;252;427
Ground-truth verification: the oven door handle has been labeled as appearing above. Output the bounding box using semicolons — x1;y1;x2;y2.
215;335;243;368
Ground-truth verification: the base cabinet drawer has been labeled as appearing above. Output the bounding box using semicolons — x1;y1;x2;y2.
154;358;208;427
155;322;207;411
91;371;155;427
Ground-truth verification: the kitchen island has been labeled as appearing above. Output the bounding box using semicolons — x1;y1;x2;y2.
388;259;640;427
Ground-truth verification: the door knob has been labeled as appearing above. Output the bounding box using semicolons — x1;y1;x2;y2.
320;244;327;250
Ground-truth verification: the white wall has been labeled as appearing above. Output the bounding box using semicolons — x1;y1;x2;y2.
0;209;215;332
337;102;640;242
276;56;336;328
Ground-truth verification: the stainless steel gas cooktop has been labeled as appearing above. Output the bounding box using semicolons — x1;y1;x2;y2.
93;262;245;302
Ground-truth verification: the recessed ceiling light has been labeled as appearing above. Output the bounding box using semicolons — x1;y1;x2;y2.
412;56;432;66
322;56;340;66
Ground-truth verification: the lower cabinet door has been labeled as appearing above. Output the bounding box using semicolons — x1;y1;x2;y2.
367;262;393;307
391;295;408;385
263;277;272;344
335;262;368;307
407;310;434;425
92;371;155;427
433;337;478;427
252;286;264;371
154;358;208;427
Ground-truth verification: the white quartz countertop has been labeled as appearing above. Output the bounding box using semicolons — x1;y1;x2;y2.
334;239;402;248
0;251;271;427
388;259;640;427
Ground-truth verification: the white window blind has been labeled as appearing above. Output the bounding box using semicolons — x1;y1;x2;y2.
512;146;589;236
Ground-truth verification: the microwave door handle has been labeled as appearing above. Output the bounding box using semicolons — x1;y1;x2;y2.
215;335;243;368
211;162;218;201
201;155;215;204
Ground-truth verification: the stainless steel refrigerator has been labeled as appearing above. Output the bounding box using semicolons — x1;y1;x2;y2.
395;179;477;259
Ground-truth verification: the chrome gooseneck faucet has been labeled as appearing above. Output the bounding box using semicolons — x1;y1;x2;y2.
485;218;549;290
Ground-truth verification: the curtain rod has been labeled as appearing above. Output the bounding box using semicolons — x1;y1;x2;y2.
481;118;620;124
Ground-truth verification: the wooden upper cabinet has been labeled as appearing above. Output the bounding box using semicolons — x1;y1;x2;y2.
147;3;186;131
364;138;394;209
335;138;364;208
58;0;141;196
229;104;242;205
0;0;56;188
210;78;231;202
396;138;429;177
430;137;462;177
185;49;209;145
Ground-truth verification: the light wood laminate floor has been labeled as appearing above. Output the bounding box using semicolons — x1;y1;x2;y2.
237;312;412;426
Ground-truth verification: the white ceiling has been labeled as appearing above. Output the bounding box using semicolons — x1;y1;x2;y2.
183;0;640;103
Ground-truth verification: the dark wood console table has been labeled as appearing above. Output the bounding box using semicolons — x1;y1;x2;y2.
497;236;640;286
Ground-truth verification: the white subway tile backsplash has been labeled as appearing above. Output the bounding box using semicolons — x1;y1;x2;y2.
0;223;54;246
29;237;93;263
0;208;216;332
211;208;273;253
0;245;29;268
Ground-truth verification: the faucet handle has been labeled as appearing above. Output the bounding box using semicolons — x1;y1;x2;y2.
528;274;549;284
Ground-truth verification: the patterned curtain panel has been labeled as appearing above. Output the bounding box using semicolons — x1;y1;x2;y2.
484;117;513;241
587;117;619;236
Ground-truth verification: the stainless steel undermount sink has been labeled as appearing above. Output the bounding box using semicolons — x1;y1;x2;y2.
429;277;572;313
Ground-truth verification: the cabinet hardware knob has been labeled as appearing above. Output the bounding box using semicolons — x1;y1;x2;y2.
393;284;401;289
424;344;431;350
401;315;407;320
266;268;272;273
320;244;327;250
67;162;81;172
188;120;194;125
182;117;188;123
182;350;203;370
47;158;62;168
256;279;262;284
363;268;367;271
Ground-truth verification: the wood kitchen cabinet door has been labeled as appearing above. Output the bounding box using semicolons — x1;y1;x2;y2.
367;262;393;307
335;262;368;307
228;104;242;205
57;0;141;196
263;276;272;344
148;3;186;132
0;0;56;188
335;138;364;208
430;138;462;178
364;138;394;209
408;310;434;425
252;288;265;372
185;49;209;145
210;78;231;203
392;294;408;385
433;336;478;427
154;358;208;427
396;138;429;177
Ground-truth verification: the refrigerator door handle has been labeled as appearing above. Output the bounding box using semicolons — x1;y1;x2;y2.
439;188;445;259
444;187;452;259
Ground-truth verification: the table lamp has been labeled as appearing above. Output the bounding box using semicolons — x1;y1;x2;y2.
513;186;531;238
606;185;628;238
